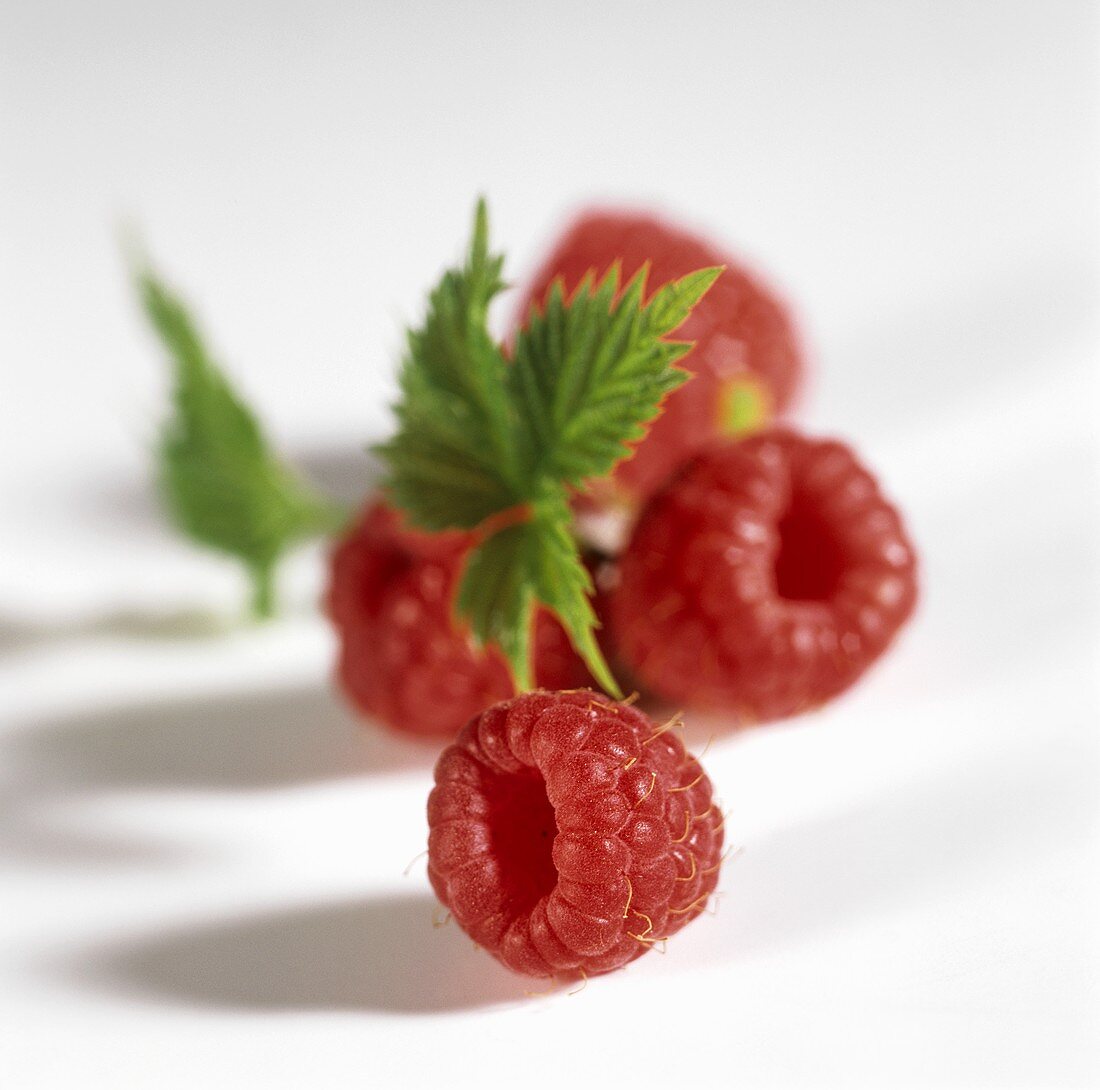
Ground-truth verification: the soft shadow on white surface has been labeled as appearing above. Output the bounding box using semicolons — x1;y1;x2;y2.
0;686;434;863
60;739;1097;1017
917;443;1099;692
296;444;383;509
3;686;429;795
717;738;1098;963
0;608;236;655
817;253;1098;435
73;892;527;1015
0;811;197;867
78;442;380;538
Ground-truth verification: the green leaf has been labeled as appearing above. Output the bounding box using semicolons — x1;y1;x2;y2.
509;263;723;488
646;265;726;335
456;493;620;697
140;268;345;618
375;199;720;698
375;199;525;531
456;522;536;690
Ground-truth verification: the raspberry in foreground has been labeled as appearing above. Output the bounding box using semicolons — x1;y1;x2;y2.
513;210;803;509
427;690;724;978
327;502;592;739
609;429;918;721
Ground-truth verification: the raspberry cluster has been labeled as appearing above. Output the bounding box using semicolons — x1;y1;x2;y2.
322;203;918;983
144;200;919;987
329;209;916;738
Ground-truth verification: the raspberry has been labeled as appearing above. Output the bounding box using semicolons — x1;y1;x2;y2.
427;690;723;978
513;210;803;508
609;429;917;721
327;502;591;739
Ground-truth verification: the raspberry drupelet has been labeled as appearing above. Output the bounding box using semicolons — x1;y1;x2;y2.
427;690;724;978
513;210;803;509
609;429;918;721
327;502;591;739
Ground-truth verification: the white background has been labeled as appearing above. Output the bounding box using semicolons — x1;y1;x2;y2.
1;2;1098;1086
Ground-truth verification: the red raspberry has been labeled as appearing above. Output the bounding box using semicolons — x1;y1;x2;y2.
609;429;917;721
512;210;803;509
427;690;723;978
327;502;591;739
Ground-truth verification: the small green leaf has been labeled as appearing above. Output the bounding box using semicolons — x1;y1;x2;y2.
456;495;620;697
523;496;620;698
509;264;723;489
646;265;724;335
139;268;344;618
376;199;525;531
457;522;537;691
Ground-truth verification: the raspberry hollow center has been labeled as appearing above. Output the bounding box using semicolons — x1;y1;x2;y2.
774;492;845;602
486;768;559;914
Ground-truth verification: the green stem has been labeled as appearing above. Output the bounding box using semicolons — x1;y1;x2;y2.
249;564;277;620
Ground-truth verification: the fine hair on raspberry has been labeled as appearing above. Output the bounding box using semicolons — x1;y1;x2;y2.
427;690;724;978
